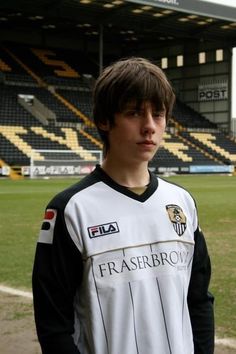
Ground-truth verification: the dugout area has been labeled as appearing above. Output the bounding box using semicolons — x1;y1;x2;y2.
0;0;236;177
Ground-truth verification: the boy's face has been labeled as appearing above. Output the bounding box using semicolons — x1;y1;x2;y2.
103;100;166;166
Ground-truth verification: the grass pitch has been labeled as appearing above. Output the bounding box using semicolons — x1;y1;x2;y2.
0;175;235;339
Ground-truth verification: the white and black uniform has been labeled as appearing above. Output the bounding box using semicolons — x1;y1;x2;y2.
32;165;214;354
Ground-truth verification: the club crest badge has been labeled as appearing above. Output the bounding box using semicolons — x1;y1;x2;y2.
166;204;187;236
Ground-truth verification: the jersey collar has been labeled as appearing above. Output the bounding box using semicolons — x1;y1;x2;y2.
93;165;158;202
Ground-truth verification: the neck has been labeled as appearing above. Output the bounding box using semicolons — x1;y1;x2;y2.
101;158;150;188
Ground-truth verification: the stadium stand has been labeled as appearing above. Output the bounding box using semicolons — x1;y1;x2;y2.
4;42;97;86
149;131;222;169
172;98;218;129
179;131;236;165
0;84;39;126
57;88;93;121
0;42;236;177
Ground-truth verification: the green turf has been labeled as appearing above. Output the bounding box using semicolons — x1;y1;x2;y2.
0;178;73;289
0;175;235;338
168;174;236;339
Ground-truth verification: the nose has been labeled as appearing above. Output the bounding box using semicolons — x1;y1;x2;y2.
141;109;156;135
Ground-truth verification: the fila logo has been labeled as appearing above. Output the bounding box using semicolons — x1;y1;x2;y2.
88;222;119;238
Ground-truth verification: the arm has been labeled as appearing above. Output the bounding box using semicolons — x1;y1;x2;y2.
32;206;83;354
187;227;214;354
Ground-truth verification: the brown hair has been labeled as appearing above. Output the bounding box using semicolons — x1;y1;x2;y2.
92;57;175;154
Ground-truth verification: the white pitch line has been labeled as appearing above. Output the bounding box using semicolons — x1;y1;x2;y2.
215;337;236;349
0;285;235;349
0;284;33;299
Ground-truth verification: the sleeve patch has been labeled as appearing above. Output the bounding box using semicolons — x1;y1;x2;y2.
38;209;57;244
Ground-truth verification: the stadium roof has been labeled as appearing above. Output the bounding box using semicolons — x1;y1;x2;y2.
0;0;236;49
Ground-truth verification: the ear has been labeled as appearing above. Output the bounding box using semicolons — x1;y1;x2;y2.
98;121;110;132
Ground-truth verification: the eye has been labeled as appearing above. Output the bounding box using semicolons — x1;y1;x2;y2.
124;109;141;118
153;111;166;119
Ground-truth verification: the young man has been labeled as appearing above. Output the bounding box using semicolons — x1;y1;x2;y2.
32;57;214;354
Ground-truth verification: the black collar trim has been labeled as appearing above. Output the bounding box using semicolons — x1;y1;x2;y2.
93;165;158;202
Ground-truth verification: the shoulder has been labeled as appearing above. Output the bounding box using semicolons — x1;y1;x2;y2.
47;170;99;211
157;175;196;205
157;176;193;195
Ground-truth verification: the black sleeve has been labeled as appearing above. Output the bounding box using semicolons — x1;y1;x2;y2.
187;227;215;354
32;205;83;354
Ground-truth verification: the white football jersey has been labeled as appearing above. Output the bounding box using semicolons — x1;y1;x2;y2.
33;166;214;354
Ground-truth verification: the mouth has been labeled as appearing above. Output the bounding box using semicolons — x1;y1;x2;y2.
137;140;156;146
136;141;157;152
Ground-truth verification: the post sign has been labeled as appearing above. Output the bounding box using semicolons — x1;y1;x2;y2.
198;81;228;101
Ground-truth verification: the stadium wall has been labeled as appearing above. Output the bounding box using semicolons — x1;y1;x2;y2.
146;41;232;132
